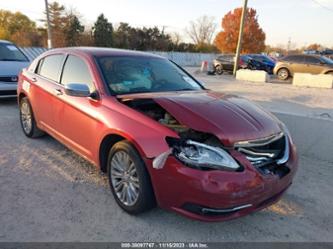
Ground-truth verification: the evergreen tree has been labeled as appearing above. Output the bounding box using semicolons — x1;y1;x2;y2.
93;14;113;47
64;14;84;46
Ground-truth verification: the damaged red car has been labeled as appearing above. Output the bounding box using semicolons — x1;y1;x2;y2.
17;48;298;221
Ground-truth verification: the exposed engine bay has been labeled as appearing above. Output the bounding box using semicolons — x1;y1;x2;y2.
119;98;221;144
121;98;189;133
119;97;238;171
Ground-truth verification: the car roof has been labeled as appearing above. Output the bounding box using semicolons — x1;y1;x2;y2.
0;39;13;44
46;47;165;59
286;54;321;58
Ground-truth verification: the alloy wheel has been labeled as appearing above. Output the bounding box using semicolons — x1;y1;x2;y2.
110;151;140;206
20;101;32;134
278;69;289;80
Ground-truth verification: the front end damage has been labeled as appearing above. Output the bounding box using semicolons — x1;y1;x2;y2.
119;95;298;221
120;97;237;170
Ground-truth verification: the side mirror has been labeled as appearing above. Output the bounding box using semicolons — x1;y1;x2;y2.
64;83;91;97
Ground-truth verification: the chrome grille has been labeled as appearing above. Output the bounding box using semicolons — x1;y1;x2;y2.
235;132;289;168
0;76;18;83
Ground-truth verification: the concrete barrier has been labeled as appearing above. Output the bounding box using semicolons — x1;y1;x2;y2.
236;69;268;82
293;73;333;89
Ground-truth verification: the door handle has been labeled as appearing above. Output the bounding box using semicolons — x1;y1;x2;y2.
54;88;63;96
31;77;37;82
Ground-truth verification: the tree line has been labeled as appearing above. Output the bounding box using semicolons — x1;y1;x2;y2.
0;2;218;52
8;2;329;54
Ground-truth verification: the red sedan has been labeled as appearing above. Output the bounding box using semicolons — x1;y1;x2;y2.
17;48;298;222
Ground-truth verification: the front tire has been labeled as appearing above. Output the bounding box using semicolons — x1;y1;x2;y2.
107;141;155;214
19;97;44;138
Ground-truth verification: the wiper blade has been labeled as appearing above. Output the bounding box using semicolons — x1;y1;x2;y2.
0;59;27;62
175;88;196;91
117;90;151;95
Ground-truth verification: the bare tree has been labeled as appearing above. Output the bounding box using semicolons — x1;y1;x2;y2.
186;16;216;45
170;32;182;46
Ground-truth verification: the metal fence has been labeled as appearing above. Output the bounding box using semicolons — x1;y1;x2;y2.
19;47;48;61
148;51;217;66
19;47;218;66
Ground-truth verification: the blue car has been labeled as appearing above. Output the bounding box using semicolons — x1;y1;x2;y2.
246;54;276;74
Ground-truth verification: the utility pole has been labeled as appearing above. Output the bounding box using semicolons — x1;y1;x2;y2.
233;0;248;76
44;0;53;49
287;37;291;54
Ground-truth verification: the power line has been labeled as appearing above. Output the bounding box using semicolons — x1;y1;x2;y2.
311;0;333;12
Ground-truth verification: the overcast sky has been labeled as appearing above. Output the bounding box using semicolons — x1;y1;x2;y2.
1;0;333;47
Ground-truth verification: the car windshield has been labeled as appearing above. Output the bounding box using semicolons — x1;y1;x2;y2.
0;43;29;62
320;56;333;65
97;56;203;95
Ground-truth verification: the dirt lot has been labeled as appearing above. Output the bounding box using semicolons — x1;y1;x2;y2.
0;75;333;242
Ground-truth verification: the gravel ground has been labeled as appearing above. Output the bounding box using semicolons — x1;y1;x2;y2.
0;73;333;242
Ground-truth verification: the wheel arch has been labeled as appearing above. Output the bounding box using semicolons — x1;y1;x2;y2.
18;92;27;103
98;132;147;173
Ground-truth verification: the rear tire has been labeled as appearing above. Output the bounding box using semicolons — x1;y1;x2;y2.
107;140;156;214
277;68;290;80
19;97;44;138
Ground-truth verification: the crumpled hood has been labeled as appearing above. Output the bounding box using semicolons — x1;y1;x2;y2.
0;61;29;77
120;91;282;146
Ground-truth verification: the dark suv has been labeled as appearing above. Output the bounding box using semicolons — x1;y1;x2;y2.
273;54;333;80
213;54;247;74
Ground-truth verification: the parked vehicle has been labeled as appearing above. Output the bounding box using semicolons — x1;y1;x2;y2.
246;54;276;74
274;54;333;80
321;49;333;60
213;54;275;75
18;47;298;222
0;40;30;98
213;54;247;74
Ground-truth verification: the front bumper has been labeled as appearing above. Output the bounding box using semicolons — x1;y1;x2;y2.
146;141;298;222
0;82;17;97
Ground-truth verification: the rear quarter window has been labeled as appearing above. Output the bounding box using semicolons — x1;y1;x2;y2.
304;56;321;64
28;59;39;73
37;54;65;82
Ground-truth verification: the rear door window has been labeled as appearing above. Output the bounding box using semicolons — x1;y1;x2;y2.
304;56;321;64
61;55;94;91
38;54;65;82
284;56;304;63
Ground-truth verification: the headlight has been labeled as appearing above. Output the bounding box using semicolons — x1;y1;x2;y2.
276;123;291;165
174;140;240;171
280;122;293;144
